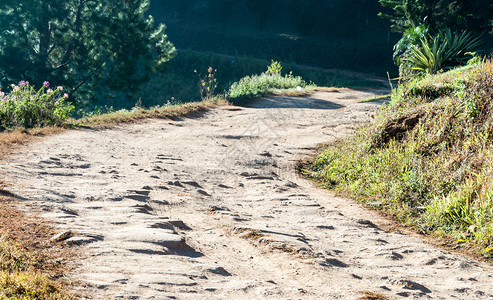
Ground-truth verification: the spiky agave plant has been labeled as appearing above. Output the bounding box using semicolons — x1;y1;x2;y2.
407;36;448;75
402;29;482;77
442;29;482;65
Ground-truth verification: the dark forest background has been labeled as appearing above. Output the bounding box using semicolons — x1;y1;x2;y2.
139;0;398;107
150;0;398;72
2;1;491;112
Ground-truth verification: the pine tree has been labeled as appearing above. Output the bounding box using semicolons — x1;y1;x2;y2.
0;0;176;104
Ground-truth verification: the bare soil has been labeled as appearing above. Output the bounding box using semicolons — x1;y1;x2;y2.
2;90;493;299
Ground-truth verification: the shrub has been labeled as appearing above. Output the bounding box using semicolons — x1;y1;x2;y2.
393;24;429;66
0;81;73;130
227;61;308;102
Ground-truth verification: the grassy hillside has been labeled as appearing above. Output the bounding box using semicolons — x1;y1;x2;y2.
305;60;493;257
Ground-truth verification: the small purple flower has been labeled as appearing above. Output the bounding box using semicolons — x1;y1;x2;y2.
19;80;28;87
63;93;69;99
57;86;63;91
43;81;50;88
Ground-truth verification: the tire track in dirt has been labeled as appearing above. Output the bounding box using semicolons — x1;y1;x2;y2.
2;90;493;299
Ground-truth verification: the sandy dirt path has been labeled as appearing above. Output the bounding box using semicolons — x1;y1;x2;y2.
2;90;493;299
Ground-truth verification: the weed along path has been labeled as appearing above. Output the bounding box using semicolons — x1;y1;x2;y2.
3;90;493;299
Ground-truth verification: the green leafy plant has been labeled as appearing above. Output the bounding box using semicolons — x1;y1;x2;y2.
227;61;309;102
393;25;429;65
0;81;74;130
266;60;282;75
405;36;448;75
442;30;482;65
402;30;481;77
378;0;493;35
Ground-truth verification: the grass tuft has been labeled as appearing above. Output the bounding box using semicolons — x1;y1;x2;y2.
357;291;390;300
0;199;73;298
359;94;391;103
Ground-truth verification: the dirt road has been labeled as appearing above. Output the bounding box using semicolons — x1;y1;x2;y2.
3;90;493;299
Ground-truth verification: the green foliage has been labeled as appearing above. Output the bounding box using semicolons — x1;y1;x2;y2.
401;30;481;77
380;0;491;78
379;0;493;35
150;1;399;76
393;24;429;65
227;62;309;102
245;0;274;29
0;81;73;130
406;36;449;76
378;0;409;33
0;0;176;107
266;60;282;76
443;30;483;65
305;61;493;255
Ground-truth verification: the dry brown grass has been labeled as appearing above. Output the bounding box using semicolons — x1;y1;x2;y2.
311;86;348;93
0;198;73;276
357;291;390;300
0;195;75;298
0;127;66;160
272;86;347;98
0;126;74;297
78;98;229;127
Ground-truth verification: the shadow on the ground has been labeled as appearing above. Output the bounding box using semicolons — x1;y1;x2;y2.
0;189;28;201
130;243;204;258
248;96;344;110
